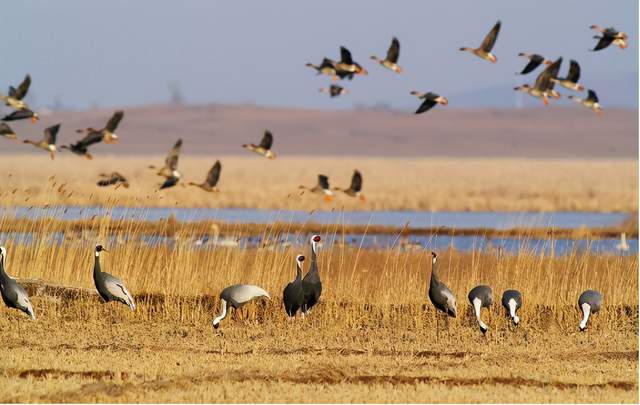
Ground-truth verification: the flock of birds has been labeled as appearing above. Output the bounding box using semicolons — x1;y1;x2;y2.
0;237;603;333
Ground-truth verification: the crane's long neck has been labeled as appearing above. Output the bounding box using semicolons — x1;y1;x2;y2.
93;253;102;279
0;255;8;282
430;258;439;289
214;299;228;325
472;297;487;330
295;262;302;282
310;242;318;273
580;303;591;330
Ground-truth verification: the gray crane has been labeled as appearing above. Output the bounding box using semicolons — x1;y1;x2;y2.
301;235;322;317
0;246;35;320
501;289;522;326
578;290;602;331
93;245;135;311
468;285;493;334
428;252;457;339
213;284;270;329
283;255;305;319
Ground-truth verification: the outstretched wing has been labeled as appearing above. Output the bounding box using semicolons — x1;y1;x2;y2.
592;36;614;51
75;131;104;148
587;90;598;103
386;37;400;63
480;21;501;52
206;160;222;187
259;130;273;149
567;60;581;83
340;46;354;64
519;57;543;75
350;170;362;192
0;123;16;137
160;176;180;189
415;98;437;114
44;124;61;145
535;57;562;90
104;110;124;132
165;139;183;170
11;74;31;100
318;175;330;190
2;109;34;122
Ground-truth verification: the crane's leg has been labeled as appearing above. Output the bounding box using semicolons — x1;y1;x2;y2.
435;313;439;342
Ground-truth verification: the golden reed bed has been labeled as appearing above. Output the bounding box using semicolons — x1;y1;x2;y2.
0;155;637;212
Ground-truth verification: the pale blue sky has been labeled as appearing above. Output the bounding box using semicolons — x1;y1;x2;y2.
2;1;637;110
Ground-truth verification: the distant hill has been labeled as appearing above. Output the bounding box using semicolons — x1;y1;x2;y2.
1;104;636;158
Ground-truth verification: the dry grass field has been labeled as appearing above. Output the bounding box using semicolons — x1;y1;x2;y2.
0;155;637;212
0;216;637;402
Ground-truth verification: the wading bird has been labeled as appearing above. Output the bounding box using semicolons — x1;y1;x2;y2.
590;25;628;51
301;235;322;317
149;139;182;178
551;60;584;92
428;252;457;339
513;57;562;106
306;58;339;81
2;108;38;123
501;289;522;326
299;175;333;202
76;110;124;144
92;244;135;311
243;130;275;159
0;123;18;141
516;53;552;75
568;90;602;115
371;37;402;73
333;170;365;202
0;74;33;113
283;255;305;319
23;124;60;160
0;246;35;320
189;160;221;192
468;285;493;334
319;84;348;98
410;91;449;114
578;290;602;331
212;284;270;329
97;172;129;188
460;21;501;63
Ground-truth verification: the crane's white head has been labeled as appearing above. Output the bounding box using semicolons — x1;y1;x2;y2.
0;246;6;258
430;251;437;264
311;235;321;251
296;254;305;263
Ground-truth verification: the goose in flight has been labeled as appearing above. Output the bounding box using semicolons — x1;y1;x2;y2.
92;244;135;311
189;160;222;192
569;90;602;115
0;74;34;113
319;84;348;98
513;57;562;106
299;175;333;202
460;21;501;63
243;130;275;159
516;53;552;75
60;131;104;159
213;284;270;329
0;246;36;320
551;60;584;92
149;139;182;178
76;110;124;144
590;25;628;51
0;123;18;141
160;171;182;190
333;170;365;202
97;172;129;188
410;91;449;114
331;46;368;76
371;37;402;73
23;124;60;160
306;58;339;81
2;108;39;123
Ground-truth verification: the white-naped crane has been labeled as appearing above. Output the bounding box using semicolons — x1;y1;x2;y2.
301;235;322;317
213;284;270;329
468;285;493;334
578;290;602;331
428;252;457;340
501;289;522;326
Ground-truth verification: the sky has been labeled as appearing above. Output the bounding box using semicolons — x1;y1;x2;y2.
2;1;638;111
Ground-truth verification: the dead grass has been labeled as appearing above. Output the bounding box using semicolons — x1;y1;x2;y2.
0;155;637;212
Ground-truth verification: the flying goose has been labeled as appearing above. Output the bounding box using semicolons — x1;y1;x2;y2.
0;74;33;112
590;25;628;51
299;175;333;202
0;246;36;320
468;285;493;334
76;110;124;144
319;84;348;98
0;123;18;141
306;58;339;81
460;21;501;63
551;60;584;92
428;252;457;339
568;90;602;115
301;235;322;317
243;130;275;159
92;244;135;311
159;171;182;190
616;233;629;252
23;123;60;160
212;284;270;329
371;37;402;73
189;160;222;192
283;254;305;319
332;46;368;76
410;91;449;114
60;131;104;159
333;169;365;202
2;108;39;123
513;57;562;106
501;289;522;326
516;53;552;75
578;290;602;331
97;172;129;188
149;139;182;178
